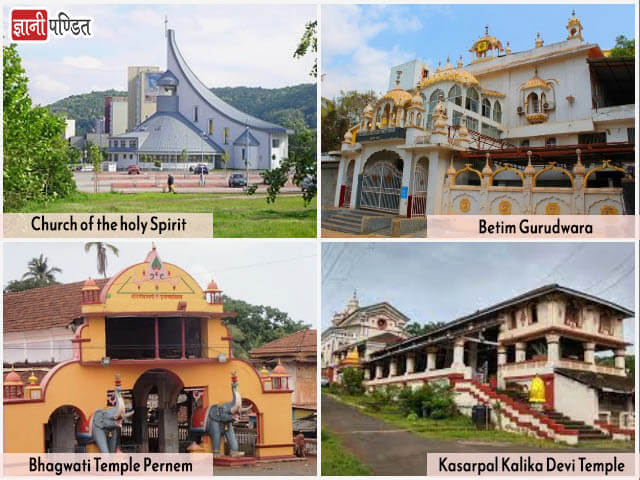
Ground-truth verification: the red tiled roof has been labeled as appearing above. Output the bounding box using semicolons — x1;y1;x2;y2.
250;329;317;358
3;279;109;333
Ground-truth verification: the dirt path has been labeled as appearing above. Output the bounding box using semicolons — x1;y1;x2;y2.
321;394;626;476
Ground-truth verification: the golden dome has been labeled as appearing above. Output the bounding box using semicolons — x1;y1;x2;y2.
27;371;38;385
363;103;375;117
522;71;550;90
380;87;413;107
420;68;479;88
568;10;581;26
409;93;424;108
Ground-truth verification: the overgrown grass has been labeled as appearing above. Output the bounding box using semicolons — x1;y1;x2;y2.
321;429;371;476
10;192;317;237
328;392;634;450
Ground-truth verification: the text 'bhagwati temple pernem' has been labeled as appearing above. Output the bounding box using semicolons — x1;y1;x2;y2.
331;11;634;216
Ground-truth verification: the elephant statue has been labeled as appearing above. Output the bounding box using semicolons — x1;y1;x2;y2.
77;374;132;453
191;371;252;457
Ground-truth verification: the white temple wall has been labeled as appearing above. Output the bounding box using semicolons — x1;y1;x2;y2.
555;374;598;425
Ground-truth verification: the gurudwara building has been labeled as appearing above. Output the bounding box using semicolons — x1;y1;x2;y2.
3;246;297;459
331;12;634;217
108;28;290;172
346;284;634;445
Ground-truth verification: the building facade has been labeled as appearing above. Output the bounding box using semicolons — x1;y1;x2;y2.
127;66;161;131
105;96;128;136
3;247;295;458
332;12;634;216
109;29;290;171
321;292;408;382
360;284;634;444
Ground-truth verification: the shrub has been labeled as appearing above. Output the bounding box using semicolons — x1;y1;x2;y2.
397;383;457;419
341;367;364;395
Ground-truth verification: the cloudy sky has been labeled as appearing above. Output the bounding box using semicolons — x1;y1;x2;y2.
3;4;316;105
3;240;317;326
322;242;635;350
321;3;636;98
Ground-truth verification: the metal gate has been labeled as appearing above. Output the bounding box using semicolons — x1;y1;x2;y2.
411;163;428;217
360;161;402;213
230;426;257;457
343;161;354;207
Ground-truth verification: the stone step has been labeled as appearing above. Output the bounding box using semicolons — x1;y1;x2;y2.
323;215;362;229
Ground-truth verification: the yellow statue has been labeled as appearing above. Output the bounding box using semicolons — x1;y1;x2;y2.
529;375;546;403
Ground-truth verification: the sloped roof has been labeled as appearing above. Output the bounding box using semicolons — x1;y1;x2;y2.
4;279;109;333
167;29;287;134
128;110;223;154
556;368;634;394
233;129;260;146
250;329;317;359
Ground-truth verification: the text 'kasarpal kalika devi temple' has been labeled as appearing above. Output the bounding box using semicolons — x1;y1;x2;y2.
330;11;634;217
3;246;296;460
323;285;634;445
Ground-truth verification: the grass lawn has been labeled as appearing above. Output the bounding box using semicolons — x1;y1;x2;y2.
12;192;317;237
321;429;371;476
328;392;634;451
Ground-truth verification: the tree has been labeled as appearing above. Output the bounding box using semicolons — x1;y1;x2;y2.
84;242;119;278
223;296;308;359
293;20;317;78
340;367;364;395
4;277;57;293
405;321;447;337
321;90;378;152
220;151;230;178
609;35;635;57
22;254;62;283
4;44;75;210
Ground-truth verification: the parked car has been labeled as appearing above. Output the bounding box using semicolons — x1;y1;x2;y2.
127;165;141;175
228;173;248;187
193;164;209;174
300;175;316;192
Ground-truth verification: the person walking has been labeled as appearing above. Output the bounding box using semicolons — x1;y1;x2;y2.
199;169;205;187
167;174;176;193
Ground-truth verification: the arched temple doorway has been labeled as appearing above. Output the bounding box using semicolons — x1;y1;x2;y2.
126;369;185;453
411;157;429;217
45;405;87;452
342;160;355;207
360;150;403;213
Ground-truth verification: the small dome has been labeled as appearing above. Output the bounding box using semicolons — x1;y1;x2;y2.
410;93;423;107
27;371;38;385
157;70;179;87
380;87;412;106
4;370;22;384
206;280;221;292
420;68;479;88
82;278;99;290
522;73;550;90
272;360;287;375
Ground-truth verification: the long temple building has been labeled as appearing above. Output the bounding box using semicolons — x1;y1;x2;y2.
3;246;296;459
331;11;635;216
356;284;634;445
108;29;290;171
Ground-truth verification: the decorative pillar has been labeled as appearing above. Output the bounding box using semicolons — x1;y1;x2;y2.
375;364;383;379
406;352;416;374
468;342;478;371
398;154;414;217
334;158;347;207
515;342;526;363
546;334;560;364
614;349;626;370
583;342;595;364
451;338;465;368
389;358;398;377
426;347;437;371
497;345;507;366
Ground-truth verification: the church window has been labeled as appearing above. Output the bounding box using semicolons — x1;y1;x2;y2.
493;101;502;123
193;106;199;122
208;119;214;135
224;128;229;144
465;88;479;113
526;93;539;114
482;98;491;118
272;138;280;148
242;148;246;161
448;85;462;106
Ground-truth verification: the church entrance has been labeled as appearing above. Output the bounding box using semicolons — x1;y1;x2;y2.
360;151;403;213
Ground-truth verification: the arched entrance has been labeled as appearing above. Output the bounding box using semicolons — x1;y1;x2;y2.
45;405;87;452
126;369;185;453
342;160;355;207
360;151;403;213
229;398;260;456
411;157;429;217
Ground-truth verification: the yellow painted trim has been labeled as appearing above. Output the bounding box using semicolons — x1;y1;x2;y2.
533;163;574;188
454;164;482;185
490;165;524;186
583;160;631;186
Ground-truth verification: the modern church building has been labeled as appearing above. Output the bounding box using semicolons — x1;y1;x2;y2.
108;29;290;171
330;11;634;218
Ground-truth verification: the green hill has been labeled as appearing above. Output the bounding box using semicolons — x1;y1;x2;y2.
48;83;316;136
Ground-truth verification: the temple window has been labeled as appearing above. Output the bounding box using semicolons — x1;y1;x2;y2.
272;138;280;148
509;311;517;329
448;85;462;106
426;89;444;128
526;93;539;114
193;106;199;123
481;98;491;118
465;88;479;113
599;315;613;336
452;110;462;126
546;137;557;146
493;101;502;122
465;116;479;132
531;305;538;323
565;301;580;328
521;139;530;147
